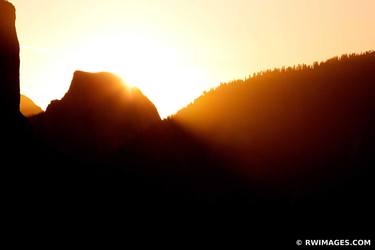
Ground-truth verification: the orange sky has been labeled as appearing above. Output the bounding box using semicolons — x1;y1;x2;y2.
11;0;375;117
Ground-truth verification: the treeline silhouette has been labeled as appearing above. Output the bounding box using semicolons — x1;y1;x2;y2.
176;52;374;182
1;0;374;242
175;52;374;223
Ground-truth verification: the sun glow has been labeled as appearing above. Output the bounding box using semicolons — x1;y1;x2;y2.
16;0;375;119
22;32;211;118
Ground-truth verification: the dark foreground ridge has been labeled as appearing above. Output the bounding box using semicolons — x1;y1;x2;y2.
1;0;374;244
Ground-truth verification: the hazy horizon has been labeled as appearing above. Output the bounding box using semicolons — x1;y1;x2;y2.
11;0;375;117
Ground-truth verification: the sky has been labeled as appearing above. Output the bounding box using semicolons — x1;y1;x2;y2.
10;0;375;117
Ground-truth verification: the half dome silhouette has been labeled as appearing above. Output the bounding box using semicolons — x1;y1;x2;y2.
33;71;161;156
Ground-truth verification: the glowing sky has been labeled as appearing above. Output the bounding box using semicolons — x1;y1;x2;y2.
10;0;375;117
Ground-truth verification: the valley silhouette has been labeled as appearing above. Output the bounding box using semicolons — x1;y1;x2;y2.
1;0;374;244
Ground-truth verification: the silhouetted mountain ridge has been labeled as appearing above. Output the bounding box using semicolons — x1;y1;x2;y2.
1;1;374;239
175;52;375;190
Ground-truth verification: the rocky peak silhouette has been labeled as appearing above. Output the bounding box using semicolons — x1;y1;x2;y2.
0;0;29;154
34;71;161;157
0;1;33;188
0;0;20;116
